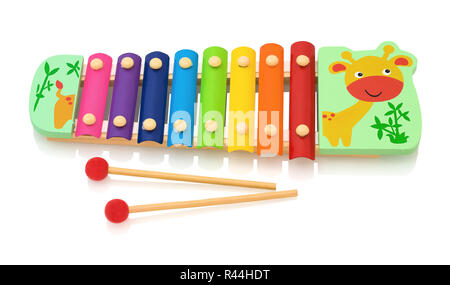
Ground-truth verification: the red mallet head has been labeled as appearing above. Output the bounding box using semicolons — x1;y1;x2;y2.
105;199;129;223
85;157;109;181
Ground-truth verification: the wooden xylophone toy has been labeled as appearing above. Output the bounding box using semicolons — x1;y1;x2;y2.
29;41;421;160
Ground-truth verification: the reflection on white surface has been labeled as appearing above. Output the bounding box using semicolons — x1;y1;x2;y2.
127;197;298;226
317;151;418;176
33;128;418;184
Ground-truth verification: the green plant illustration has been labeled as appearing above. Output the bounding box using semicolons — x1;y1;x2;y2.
66;60;80;78
371;102;410;144
33;62;59;111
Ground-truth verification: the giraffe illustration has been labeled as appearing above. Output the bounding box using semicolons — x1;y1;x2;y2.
322;44;413;147
54;80;75;129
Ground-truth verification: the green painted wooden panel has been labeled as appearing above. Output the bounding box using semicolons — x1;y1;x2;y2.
318;42;421;155
197;46;228;148
29;55;83;138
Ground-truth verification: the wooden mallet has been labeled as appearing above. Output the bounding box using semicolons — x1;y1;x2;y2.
85;157;276;190
105;190;298;223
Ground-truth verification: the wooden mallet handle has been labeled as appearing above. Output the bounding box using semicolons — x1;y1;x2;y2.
109;167;276;190
105;190;298;223
129;190;297;213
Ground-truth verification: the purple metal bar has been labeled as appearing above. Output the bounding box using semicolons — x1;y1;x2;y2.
106;53;141;140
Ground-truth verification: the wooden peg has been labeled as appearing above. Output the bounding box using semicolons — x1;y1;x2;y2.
205;120;218;132
266;55;279;67
120;57;134;69
264;124;278;137
82;113;96;125
149;58;162;70
208;56;222;67
142;118;157;131
236;122;248;135
90;58;103;70
173;119;187;132
179;57;193;69
296;55;310;67
296;124;309;137
113;115;127;127
238;56;250;67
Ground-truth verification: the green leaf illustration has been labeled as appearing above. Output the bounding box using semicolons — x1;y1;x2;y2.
44;62;50;74
33;61;59;111
48;68;59;76
375;116;381;125
372;102;410;144
401;111;411;121
66;60;80;78
377;129;383;140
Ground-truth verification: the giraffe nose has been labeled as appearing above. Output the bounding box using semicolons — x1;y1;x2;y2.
347;76;404;102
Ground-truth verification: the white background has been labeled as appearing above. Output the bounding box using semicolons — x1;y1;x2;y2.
0;0;448;265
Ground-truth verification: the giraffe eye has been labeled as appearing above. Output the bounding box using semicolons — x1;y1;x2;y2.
383;69;391;75
354;72;363;78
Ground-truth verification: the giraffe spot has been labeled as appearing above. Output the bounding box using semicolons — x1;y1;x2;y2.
331;113;335;117
328;118;332;121
323;114;327;118
66;97;71;101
